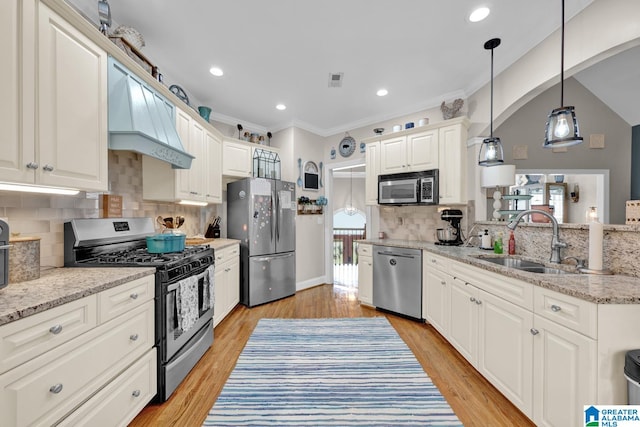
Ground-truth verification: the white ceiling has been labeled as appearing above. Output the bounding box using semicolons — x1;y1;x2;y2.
69;0;600;135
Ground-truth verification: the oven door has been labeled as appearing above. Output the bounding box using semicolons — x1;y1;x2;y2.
165;267;214;361
378;178;418;205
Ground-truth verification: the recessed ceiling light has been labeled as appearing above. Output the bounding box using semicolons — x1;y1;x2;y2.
209;67;224;77
276;104;286;111
469;7;490;22
376;89;388;97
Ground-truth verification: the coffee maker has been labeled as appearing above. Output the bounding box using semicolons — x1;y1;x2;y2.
435;209;463;246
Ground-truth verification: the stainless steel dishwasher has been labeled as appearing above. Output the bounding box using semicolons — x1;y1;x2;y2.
372;246;422;320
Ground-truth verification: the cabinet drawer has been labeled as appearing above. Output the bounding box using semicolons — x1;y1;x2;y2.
423;251;450;274
534;287;597;338
58;348;157;427
0;295;97;375
215;244;240;264
98;275;154;323
450;260;533;310
0;301;154;427
358;244;372;257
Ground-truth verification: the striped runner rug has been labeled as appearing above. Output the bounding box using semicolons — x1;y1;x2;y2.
203;317;462;426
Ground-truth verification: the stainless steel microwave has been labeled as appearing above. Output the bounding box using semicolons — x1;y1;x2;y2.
378;169;439;205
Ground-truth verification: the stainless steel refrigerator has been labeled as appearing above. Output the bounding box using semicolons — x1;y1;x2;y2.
227;178;296;307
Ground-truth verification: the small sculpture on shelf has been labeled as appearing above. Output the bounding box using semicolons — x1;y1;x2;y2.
440;98;464;120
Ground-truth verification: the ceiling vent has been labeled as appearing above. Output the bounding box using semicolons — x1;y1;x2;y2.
328;72;344;88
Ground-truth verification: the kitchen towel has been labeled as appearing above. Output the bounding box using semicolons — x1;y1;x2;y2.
177;275;198;333
202;265;215;311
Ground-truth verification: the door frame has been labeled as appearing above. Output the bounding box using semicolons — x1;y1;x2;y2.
324;159;366;285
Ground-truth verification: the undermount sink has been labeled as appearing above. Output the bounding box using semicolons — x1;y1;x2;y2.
476;256;571;274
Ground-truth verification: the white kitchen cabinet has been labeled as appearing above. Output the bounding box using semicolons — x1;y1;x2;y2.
438;121;468;204
379;129;438;174
357;244;373;305
365;141;380;205
0;1;108;192
143;107;222;204
213;244;240;327
448;277;479;365
423;251;452;335
222;140;252;178
205;131;223;203
532;313;596;427
0;274;155;427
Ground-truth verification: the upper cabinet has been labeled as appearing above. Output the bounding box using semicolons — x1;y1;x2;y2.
143;107;222;204
0;1;108;192
222;139;280;180
379;129;439;174
364;117;469;205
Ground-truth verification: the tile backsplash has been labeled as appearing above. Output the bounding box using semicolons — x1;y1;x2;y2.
0;151;219;268
378;203;474;242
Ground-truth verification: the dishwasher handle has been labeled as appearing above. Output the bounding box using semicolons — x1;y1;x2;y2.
375;250;418;259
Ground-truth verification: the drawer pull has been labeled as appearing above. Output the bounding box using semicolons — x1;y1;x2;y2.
441;281;446;286
26;161;39;169
49;383;63;394
130;293;139;300
470;297;476;303
132;389;141;397
43;164;54;172
431;259;437;263
475;299;482;305
129;334;139;341
49;324;63;335
530;328;540;335
550;304;562;312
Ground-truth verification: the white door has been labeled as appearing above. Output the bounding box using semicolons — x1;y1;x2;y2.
379;137;407;174
407;130;438;171
424;267;450;336
448;278;478;366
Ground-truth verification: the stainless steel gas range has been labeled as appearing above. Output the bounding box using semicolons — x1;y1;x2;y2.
64;217;215;402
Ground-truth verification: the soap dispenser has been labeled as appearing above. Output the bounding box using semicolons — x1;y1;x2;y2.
481;229;492;250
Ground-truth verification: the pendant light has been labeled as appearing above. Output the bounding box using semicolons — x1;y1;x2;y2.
478;38;505;166
543;0;583;148
345;169;357;216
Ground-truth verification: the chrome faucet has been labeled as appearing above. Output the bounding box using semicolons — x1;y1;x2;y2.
506;209;567;263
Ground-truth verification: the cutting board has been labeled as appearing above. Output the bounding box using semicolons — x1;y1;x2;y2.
185;237;216;246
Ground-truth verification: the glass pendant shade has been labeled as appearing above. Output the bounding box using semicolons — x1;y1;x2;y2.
543;106;583;148
478;137;505;166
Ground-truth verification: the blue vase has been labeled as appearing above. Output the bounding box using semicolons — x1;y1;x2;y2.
198;106;212;122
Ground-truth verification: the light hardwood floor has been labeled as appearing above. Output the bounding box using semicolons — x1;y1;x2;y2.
130;284;534;426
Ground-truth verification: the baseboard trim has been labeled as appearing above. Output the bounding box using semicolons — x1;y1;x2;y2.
296;276;328;292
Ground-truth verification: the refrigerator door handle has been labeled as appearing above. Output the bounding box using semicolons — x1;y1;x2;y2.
270;190;274;243
275;191;280;241
253;253;294;262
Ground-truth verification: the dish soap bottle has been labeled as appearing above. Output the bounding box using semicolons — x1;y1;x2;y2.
494;232;503;254
508;230;516;255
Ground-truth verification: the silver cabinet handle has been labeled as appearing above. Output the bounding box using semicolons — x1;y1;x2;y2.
431;259;436;263
440;281;446;286
475;300;482;305
49;324;63;335
42;164;54;172
530;328;539;335
470;297;476;303
132;389;141;397
550;304;562;312
129;334;139;341
50;383;63;394
26;161;39;169
130;293;138;300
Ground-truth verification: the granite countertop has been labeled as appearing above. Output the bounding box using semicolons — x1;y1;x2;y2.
0;267;155;326
359;239;640;304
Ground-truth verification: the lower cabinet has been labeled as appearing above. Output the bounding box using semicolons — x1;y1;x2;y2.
423;251;609;427
0;275;156;427
213;244;240;327
357;244;373;305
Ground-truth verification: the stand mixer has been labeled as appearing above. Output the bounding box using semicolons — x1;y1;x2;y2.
435;209;464;246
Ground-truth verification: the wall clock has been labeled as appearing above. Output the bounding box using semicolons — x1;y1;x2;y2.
339;133;356;157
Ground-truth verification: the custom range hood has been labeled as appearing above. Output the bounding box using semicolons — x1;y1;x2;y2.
108;57;194;169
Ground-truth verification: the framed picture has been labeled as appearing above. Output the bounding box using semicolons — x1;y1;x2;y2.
303;161;319;191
